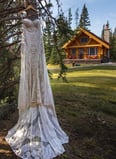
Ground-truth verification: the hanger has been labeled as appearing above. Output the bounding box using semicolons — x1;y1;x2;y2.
18;4;39;19
24;5;37;13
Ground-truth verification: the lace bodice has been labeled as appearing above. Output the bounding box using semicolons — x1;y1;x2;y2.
22;18;41;31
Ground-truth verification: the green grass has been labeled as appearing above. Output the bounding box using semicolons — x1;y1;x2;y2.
52;65;116;116
50;65;116;159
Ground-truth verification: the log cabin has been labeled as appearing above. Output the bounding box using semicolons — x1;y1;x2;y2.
62;24;110;65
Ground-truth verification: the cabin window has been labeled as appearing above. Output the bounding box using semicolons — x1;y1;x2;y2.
72;48;76;54
80;37;89;43
88;47;98;55
70;48;76;58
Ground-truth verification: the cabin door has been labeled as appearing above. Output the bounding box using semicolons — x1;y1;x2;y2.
78;48;84;59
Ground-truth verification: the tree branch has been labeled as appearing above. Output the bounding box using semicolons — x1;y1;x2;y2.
0;40;21;49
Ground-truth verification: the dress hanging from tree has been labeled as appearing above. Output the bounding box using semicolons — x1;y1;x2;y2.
5;18;68;159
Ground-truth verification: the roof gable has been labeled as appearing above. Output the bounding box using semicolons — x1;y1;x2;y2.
63;28;110;49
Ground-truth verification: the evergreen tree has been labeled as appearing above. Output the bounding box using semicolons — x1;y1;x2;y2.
110;28;116;61
68;8;72;29
56;13;74;47
75;8;79;28
43;1;54;63
101;24;105;39
79;3;91;30
49;13;74;64
39;0;71;79
0;0;22;104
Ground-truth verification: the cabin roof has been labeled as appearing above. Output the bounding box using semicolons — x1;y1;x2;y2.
62;28;110;49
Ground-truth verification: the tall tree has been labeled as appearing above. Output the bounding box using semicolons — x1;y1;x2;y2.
43;1;54;63
79;3;91;30
110;28;116;61
0;0;22;104
68;8;72;29
101;24;105;39
75;8;79;28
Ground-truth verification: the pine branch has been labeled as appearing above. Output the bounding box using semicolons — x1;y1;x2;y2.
0;40;21;49
0;6;25;17
4;31;22;42
0;80;19;90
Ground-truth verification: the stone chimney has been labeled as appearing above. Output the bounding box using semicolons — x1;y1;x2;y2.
103;21;110;43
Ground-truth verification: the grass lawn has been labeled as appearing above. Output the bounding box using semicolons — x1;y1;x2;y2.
0;65;116;159
50;65;116;159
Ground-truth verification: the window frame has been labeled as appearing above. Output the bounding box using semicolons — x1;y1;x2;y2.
88;47;98;56
80;36;89;43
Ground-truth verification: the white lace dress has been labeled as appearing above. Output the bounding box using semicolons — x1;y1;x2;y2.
5;18;68;159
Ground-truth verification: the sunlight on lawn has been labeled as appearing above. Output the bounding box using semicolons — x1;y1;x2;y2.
52;67;116;78
51;66;116;92
67;70;116;78
71;82;99;88
47;64;60;69
51;66;116;117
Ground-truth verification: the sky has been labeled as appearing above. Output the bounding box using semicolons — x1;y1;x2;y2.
51;0;116;37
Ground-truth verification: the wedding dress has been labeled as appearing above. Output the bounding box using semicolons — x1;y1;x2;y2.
5;18;68;159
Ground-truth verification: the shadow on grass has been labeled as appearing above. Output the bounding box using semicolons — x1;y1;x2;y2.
52;75;116;159
52;75;116;116
0;66;116;159
51;65;116;74
68;65;116;72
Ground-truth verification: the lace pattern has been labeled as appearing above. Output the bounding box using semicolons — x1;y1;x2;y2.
5;18;68;159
